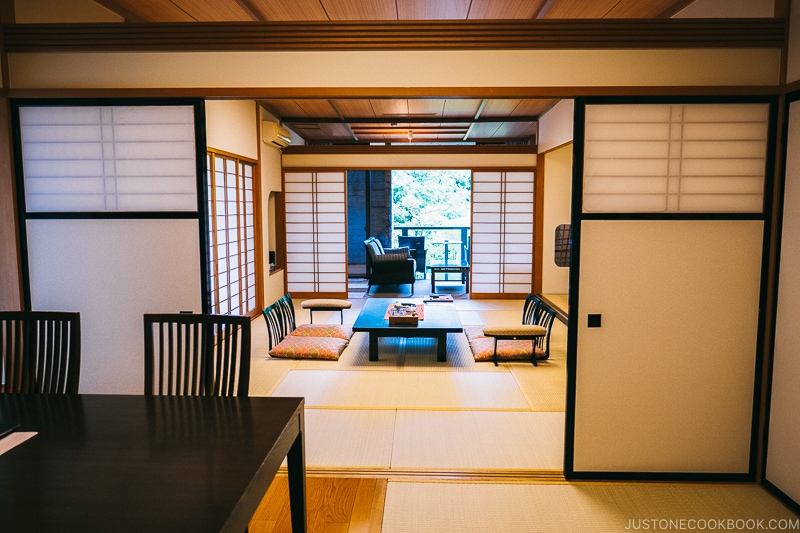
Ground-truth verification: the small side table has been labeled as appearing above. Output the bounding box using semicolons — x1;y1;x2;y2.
427;261;470;293
301;299;352;324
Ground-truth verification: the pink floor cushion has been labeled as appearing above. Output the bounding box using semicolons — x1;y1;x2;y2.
463;325;488;341
269;335;350;360
467;336;545;362
291;324;353;340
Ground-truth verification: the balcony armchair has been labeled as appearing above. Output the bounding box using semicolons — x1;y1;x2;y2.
363;236;416;295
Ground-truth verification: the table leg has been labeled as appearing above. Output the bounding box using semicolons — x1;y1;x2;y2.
368;333;379;361
287;425;307;533
437;332;447;362
430;269;437;292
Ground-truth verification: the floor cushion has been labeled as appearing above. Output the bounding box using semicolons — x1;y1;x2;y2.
464;326;545;361
269;335;350;360
291;324;353;340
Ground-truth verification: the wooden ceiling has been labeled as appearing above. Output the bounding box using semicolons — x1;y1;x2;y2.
90;0;701;146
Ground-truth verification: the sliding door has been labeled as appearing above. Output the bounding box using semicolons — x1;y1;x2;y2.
14;99;206;394
284;171;347;298
471;170;534;297
568;99;774;479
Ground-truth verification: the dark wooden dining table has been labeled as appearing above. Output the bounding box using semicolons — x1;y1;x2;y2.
0;394;306;532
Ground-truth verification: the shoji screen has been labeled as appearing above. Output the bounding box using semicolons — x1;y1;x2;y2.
569;100;771;478
284;171;347;297
765;99;800;505
471;171;534;296
583;103;768;213
17;101;204;395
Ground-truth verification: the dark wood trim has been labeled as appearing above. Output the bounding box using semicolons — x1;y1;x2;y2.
533;159;544;296
1;19;785;52
282;144;537;155
5;85;783;101
0;97;22;310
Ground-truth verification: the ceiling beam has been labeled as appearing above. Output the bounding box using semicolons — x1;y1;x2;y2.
283;115;539;124
2;19;785;52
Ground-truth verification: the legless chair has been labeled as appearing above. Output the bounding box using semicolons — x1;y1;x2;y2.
1;311;81;394
143;313;251;396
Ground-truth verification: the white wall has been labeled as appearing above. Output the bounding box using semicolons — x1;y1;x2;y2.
541;144;572;295
260;108;287;306
206;100;258;160
537;99;574;154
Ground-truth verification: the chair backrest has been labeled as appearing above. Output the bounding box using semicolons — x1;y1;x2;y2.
1;311;81;394
363;237;385;276
261;294;297;350
143;313;251;397
522;295;557;356
398;235;424;251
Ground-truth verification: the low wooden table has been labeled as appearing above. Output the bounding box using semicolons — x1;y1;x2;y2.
0;394;307;533
352;298;463;362
428;260;470;293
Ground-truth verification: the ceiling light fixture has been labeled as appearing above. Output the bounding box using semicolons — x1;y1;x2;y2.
408;130;413;142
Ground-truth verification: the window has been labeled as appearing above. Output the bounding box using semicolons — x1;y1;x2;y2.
207;151;259;316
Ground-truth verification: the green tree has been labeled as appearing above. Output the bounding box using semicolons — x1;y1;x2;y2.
392;170;471;226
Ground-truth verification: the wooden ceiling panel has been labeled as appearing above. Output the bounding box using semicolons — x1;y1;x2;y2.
293;99;340;118
467;0;546;19
408;99;446;116
396;0;471;19
248;0;330;20
296;122;353;140
541;0;621;19
606;0;686;18
258;100;309;118
507;98;555;117
370;99;411;117
332;99;379;118
491;121;537;139
170;0;257;21
442;99;483;117
321;0;398;20
480;99;523;117
96;0;197;22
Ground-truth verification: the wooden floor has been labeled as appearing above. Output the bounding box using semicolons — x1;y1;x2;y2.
249;475;387;533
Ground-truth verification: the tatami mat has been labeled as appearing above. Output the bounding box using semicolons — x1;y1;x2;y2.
248;357;293;396
382;482;800;533
303;409;396;469
391;411;564;472
508;319;568;412
270;370;530;409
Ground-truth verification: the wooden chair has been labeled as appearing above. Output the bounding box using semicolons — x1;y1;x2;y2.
143;313;251;397
261;294;297;351
1;311;81;394
482;295;557;367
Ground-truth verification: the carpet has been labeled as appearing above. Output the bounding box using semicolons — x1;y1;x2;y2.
381;482;800;533
270;370;531;409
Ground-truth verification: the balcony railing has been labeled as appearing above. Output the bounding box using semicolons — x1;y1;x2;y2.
393;225;470;263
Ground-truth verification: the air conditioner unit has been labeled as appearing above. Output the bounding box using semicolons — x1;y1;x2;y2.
262;121;291;148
